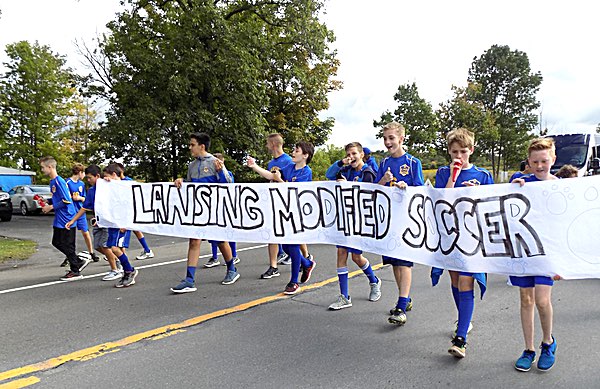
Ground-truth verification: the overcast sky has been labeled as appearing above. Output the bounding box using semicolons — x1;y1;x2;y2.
1;0;599;152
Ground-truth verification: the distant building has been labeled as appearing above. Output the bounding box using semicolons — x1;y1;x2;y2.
0;166;36;192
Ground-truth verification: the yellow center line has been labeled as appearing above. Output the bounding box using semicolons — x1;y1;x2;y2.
0;264;384;384
0;376;40;389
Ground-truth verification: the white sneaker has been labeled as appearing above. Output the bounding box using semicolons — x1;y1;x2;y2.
102;269;123;281
452;320;474;339
136;250;155;260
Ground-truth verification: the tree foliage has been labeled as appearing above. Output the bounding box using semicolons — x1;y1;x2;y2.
0;41;75;176
90;0;339;182
373;82;439;156
310;143;344;180
466;44;542;178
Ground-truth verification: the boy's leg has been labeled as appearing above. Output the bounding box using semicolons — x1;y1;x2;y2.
300;244;310;259
171;238;201;293
455;276;475;340
535;285;553;344
449;270;460;311
352;253;380;301
519;287;536;351
218;241;240;285
336;248;349;298
53;227;81;273
268;244;279;268
211;242;219;259
134;231;154;259
204;241;220;267
393;265;412;308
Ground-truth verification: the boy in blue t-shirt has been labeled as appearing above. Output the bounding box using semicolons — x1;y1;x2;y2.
103;163;137;288
205;153;241;269
325;142;380;310
432;128;494;359
66;165;123;281
265;134;294;271
40;156;90;280
171;132;238;294
510;138;558;372
65;163;97;263
375;122;424;326
247;141;317;295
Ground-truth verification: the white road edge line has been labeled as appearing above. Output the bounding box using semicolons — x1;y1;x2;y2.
0;244;268;295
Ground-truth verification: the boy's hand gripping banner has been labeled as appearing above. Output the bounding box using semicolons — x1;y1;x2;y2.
95;176;600;279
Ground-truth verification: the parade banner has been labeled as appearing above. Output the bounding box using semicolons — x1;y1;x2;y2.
95;176;600;279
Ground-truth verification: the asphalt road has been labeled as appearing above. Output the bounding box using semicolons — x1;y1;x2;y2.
0;215;599;388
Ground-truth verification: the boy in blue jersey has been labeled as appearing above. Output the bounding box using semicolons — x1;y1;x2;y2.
375;122;424;325
510;138;558;372
65;163;97;262
258;133;293;278
247;140;317;295
432;127;494;358
325;142;381;310
362;147;379;175
103;163;137;288
509;160;531;182
205;153;241;268
115;163;155;261
171;132;238;294
66;165;123;281
40;156;91;280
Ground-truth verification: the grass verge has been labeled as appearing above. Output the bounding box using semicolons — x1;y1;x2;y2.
0;236;37;263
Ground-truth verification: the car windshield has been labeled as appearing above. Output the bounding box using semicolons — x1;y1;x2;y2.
30;186;50;193
550;134;589;169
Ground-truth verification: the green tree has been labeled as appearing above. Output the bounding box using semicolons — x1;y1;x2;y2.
466;44;542;178
89;0;338;182
310;144;344;180
0;41;75;176
373;82;439;156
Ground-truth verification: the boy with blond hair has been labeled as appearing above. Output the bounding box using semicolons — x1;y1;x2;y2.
376;122;424;325
432;127;493;358
510;137;558;372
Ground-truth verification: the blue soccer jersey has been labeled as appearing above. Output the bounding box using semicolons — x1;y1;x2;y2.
50;176;76;228
66;178;86;212
280;164;312;183
267;153;293;172
365;156;379;175
82;185;96;211
376;154;424;187
435;164;494;188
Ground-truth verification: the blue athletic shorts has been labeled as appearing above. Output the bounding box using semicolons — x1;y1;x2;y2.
107;228;131;248
382;256;413;267
336;245;362;255
509;275;554;288
208;240;223;245
73;215;89;232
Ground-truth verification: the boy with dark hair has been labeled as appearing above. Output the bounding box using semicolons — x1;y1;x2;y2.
510;138;558;372
66;165;123;281
40;156;91;280
433;127;494;358
171;132;238;294
325;142;381;310
509;159;531;182
103;163;137;287
115;162;155;261
64;163;97;265
247;140;317;295
376;122;424;325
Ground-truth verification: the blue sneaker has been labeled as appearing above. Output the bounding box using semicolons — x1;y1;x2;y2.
514;350;536;372
222;270;240;285
170;279;197;294
537;336;557;371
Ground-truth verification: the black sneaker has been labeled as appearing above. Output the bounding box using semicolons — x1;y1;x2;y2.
448;336;467;358
91;253;100;262
60;258;69;267
261;266;280;279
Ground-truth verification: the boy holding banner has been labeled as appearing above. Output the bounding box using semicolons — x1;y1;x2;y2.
510;138;558;372
247;141;317;295
325;142;381;310
432;128;493;359
376;122;424;325
171;132;238;293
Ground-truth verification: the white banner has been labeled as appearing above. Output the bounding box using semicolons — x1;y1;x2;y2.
95;176;600;279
